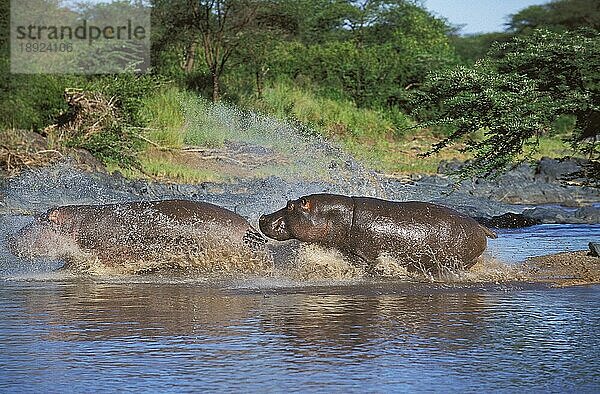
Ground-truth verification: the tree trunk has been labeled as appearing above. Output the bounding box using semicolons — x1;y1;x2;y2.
255;65;269;99
211;70;221;102
256;70;263;99
182;40;197;73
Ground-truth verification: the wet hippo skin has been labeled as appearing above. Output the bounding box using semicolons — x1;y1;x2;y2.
259;193;496;272
8;199;266;268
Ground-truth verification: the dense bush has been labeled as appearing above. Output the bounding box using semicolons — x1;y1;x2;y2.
1;71;166;168
83;74;166;127
71;74;166;166
412;29;599;180
258;1;458;111
0;75;80;131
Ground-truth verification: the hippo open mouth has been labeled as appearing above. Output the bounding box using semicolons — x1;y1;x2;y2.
259;212;291;241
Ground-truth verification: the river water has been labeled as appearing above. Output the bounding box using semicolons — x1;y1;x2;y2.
3;94;600;392
0;224;599;392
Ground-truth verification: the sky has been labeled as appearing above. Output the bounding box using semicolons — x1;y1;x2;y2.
423;0;551;35
62;0;551;35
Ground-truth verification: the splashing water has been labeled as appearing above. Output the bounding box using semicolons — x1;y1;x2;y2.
182;97;385;195
0;97;598;285
287;244;365;281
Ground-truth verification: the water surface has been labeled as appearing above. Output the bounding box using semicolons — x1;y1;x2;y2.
0;280;598;392
0;224;599;392
487;224;600;263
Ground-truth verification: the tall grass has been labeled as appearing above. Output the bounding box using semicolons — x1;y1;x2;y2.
138;86;186;148
129;87;230;181
106;150;223;183
132;83;577;180
239;82;430;173
243;82;413;139
181;94;230;147
138;87;231;148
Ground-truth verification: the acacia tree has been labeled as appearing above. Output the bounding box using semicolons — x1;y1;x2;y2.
411;29;600;183
154;0;268;101
509;0;600;33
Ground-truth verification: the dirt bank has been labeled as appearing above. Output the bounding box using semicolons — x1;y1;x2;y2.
523;251;600;287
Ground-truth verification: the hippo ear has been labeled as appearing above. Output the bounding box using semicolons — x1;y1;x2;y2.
299;198;311;211
46;209;63;225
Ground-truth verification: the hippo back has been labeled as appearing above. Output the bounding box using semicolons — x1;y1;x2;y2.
42;200;265;264
346;198;488;268
148;200;266;249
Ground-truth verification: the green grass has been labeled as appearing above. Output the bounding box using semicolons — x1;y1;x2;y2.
180;94;229;147
243;82;412;138
107;150;223;183
139;153;223;183
137;86;186;148
535;135;577;158
114;83;580;180
103;84;230;182
137;87;229;149
238;82;579;175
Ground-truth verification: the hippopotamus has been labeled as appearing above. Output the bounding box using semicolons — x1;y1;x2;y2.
7;199;267;272
259;194;496;272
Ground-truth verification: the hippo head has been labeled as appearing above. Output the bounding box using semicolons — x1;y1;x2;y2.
259;194;354;246
7;207;81;259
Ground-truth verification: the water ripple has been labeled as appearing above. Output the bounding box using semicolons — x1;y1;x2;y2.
0;281;598;392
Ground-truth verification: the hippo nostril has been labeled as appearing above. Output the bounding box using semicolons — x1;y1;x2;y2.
5;234;16;248
259;215;268;231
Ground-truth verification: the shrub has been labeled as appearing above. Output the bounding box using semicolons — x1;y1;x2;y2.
84;73;166;127
0;75;83;130
412;29;600;182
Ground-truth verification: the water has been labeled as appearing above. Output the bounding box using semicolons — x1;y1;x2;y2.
0;223;598;392
0;280;598;392
488;224;600;263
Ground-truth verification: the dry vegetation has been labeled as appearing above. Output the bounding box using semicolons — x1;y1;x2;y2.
43;89;121;143
0;130;62;176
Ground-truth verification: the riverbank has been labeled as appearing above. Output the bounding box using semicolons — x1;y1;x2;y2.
523;250;600;287
1;149;598;226
1;157;598;285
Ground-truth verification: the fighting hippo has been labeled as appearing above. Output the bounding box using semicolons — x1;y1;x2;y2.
259;194;496;272
8;199;267;273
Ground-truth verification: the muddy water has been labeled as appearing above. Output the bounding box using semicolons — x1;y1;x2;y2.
0;223;599;392
0;280;598;392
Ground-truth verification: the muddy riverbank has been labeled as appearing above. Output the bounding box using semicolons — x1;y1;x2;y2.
1;156;598;226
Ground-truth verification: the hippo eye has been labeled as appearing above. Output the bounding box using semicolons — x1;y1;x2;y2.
287;201;294;211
